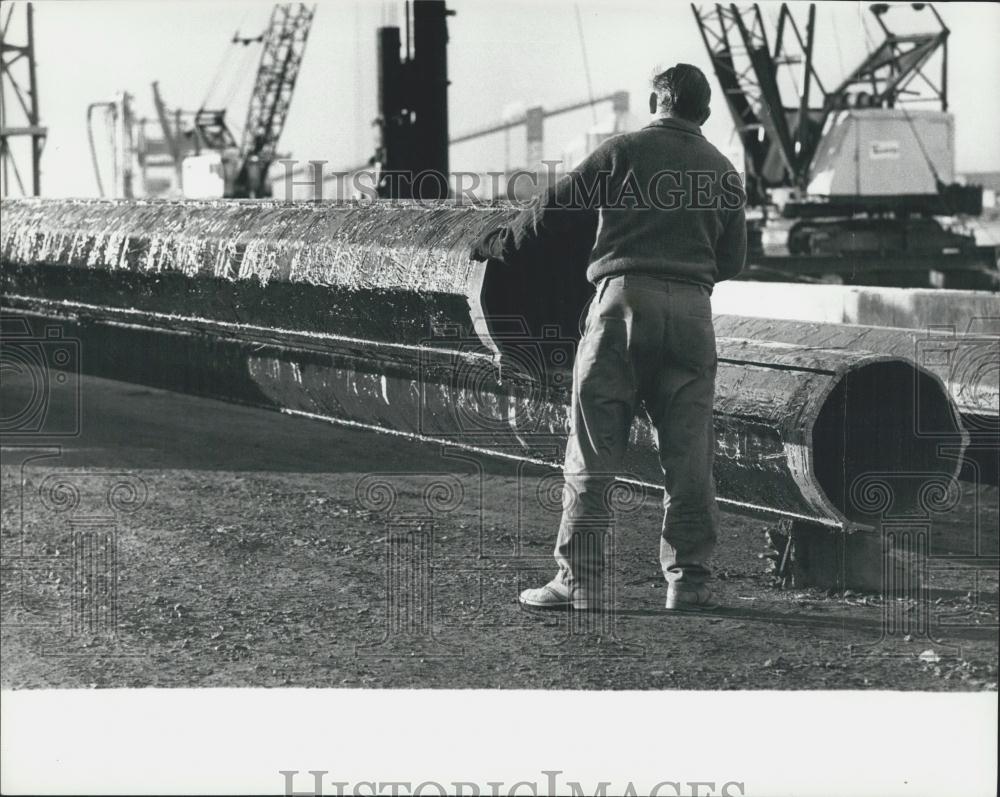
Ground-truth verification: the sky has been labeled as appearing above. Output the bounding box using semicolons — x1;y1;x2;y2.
4;0;1000;197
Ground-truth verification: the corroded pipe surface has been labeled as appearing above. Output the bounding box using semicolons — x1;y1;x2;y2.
713;314;998;485
1;198;968;529
714;314;999;421
1;198;515;349
0;198;505;292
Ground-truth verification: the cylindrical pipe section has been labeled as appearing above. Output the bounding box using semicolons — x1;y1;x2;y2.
1;198;969;529
713;314;998;421
714;314;998;486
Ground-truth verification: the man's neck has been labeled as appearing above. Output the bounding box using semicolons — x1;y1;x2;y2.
650;114;702;132
658;113;699;127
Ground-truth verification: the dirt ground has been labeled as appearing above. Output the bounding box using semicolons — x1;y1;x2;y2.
1;371;997;690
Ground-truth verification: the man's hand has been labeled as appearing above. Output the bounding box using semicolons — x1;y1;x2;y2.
469;226;505;263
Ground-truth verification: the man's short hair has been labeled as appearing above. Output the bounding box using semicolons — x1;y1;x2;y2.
652;64;711;121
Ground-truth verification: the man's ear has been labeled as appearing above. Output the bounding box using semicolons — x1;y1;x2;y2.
699;106;712;125
649;92;658;115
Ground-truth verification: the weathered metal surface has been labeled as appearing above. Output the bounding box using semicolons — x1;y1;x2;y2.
0;198;517;350
3;298;965;529
714;314;999;420
0;198;505;291
714;314;998;485
1;198;968;531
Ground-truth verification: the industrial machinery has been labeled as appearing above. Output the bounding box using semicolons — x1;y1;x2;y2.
371;1;631;201
374;0;453;199
452;91;633;200
691;2;997;287
275;89;633;201
275;1;629;201
184;2;315;198
0;2;46;197
87;3;314;199
86;93;139;198
88;88;201;199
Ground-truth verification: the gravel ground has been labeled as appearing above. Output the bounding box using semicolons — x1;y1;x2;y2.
2;372;997;690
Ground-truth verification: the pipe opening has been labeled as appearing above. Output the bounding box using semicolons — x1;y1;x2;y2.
812;361;963;523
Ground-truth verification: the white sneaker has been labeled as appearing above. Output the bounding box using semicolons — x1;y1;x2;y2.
665;584;719;611
519;580;596;611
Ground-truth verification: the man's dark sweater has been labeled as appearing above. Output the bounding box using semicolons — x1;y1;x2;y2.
472;116;747;289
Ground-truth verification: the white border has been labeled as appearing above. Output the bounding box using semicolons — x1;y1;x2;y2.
2;689;997;796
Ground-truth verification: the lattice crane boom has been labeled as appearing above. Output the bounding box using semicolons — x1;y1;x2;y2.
691;2;954;203
237;3;315;196
691;3;825;200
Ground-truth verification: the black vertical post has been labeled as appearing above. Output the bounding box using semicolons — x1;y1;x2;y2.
796;4;815;188
26;3;41;196
411;0;450;199
376;25;406;198
375;1;451;200
941;36;948;111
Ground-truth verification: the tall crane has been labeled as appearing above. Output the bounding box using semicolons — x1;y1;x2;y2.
142;3;314;198
691;3;825;205
234;2;314;197
0;2;46;197
691;2;995;288
86;3;314;199
187;3;315;197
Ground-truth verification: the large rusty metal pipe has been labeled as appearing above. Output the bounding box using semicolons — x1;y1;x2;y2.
713;314;998;422
1;198;968;530
713;314;998;485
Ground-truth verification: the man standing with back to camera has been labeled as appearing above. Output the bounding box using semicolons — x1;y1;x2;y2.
471;64;747;612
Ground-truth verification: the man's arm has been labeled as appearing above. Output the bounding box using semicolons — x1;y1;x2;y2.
470;144;613;265
715;206;747;282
